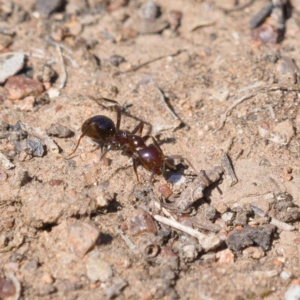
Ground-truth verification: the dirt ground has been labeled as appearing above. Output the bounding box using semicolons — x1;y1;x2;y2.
1;0;300;299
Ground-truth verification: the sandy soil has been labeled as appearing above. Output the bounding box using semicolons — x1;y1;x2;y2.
1;0;300;299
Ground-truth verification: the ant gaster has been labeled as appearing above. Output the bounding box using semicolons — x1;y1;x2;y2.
70;96;197;183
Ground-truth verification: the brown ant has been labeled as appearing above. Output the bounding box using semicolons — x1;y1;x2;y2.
70;96;197;183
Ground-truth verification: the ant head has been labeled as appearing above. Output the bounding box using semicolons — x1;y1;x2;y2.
82;115;116;143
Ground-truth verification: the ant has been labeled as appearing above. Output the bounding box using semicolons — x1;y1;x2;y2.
70;96;197;183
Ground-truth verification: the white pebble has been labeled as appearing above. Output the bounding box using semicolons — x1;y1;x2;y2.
285;284;300;300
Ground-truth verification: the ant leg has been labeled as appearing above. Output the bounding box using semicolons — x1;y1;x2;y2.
142;135;151;142
149;170;156;185
164;159;177;170
166;155;199;175
131;121;144;136
88;96;122;132
68;124;96;157
133;158;140;182
151;136;164;154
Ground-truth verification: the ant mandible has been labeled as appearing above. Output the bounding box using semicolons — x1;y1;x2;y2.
70;96;197;183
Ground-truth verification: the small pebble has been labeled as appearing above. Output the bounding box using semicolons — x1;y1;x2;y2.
222;212;235;224
48;179;63;186
158;184;172;199
68;221;100;257
181;244;199;262
35;63;56;83
281;271;291;280
205;206;217;220
201;252;216;263
46;123;73;138
0;52;24;84
167;174;185;185
211;88;229;102
252;24;279;44
242;246;265;259
86;253;113;282
35;0;66;17
130;210;157;235
96;192;110;208
0;277;16;298
41;273;54;284
110;55;125;67
216;249;234;264
214;202;228;214
285;282;300;300
47;88;60;99
5;76;44;100
272;120;295;145
104;277;127;299
140;1;159;20
0;35;12;51
15;96;35;111
65;18;83;36
21;138;44;157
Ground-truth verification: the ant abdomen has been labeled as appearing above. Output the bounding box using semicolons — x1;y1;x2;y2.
82;115;116;143
137;145;164;175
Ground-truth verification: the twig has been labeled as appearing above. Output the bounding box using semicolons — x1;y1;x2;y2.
220;0;254;13
56;44;67;89
115;228;137;252
63;54;79;68
45;36;73;54
5;272;21;300
214;84;300;132
154;214;221;251
156;87;183;131
153;200;175;220
0;26;15;36
124;49;185;73
190;21;216;32
221;152;238;186
23;51;46;59
250;205;295;231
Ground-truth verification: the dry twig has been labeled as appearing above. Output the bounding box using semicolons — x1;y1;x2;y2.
221;151;238;186
250;205;295;231
55;44;67;89
124;49;185;73
214;84;300;132
5;272;21;300
155;87;182;131
116;228;138;253
154;214;221;251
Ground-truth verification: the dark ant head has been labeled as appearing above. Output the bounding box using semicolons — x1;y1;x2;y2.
82;115;116;144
